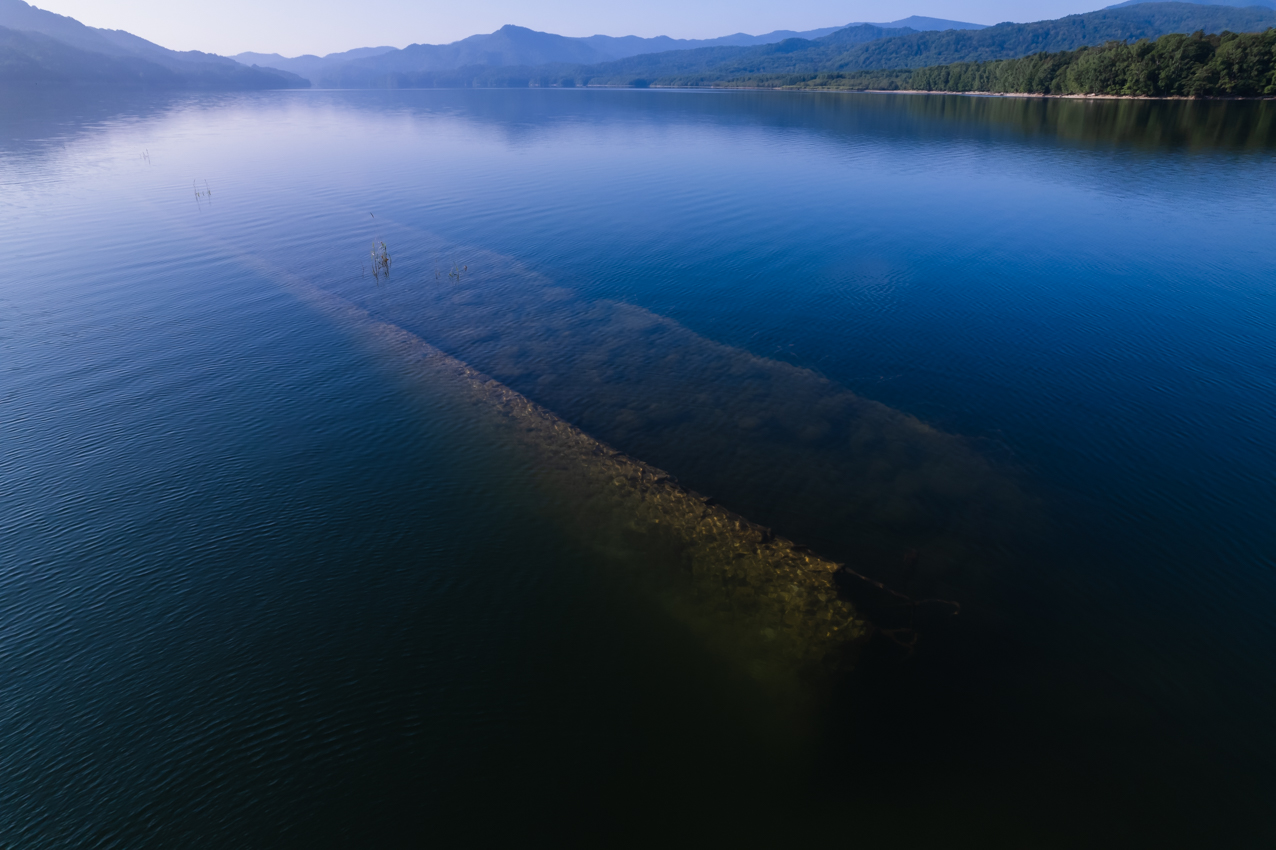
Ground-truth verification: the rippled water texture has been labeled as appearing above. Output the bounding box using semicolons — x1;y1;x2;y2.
3;88;1275;847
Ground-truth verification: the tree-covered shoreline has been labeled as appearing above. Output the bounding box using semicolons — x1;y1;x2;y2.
360;25;1276;100
713;30;1276;98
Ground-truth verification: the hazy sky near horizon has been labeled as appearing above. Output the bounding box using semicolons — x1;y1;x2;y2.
34;0;1108;56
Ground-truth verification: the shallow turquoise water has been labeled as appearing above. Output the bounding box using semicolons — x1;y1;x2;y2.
2;88;1275;846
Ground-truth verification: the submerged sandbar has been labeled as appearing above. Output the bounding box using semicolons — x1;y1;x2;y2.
282;276;873;683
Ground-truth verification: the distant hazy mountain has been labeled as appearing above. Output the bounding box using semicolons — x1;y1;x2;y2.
583;17;985;57
0;24;305;88
232;46;396;82
576;27;847;60
321;25;603;86
1;25;181;85
0;0;306;87
1;0;255;72
854;16;988;31
1106;0;1276;9
580;17;986;58
245;17;986;85
332;24;916;89
338;2;1276;89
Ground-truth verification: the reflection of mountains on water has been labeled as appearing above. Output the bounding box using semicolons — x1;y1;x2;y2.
4;87;1274;168
0;88;188;159
299;87;1276;152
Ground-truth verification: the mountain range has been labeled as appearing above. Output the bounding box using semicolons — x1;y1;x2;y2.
0;0;307;88
1107;0;1276;7
305;4;1276;90
233;16;988;85
789;2;1276;73
316;23;929;88
2;1;1275;91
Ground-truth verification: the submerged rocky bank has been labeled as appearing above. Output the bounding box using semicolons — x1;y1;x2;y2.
286;275;876;685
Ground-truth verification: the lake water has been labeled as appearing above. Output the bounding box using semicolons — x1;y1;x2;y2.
2;88;1275;847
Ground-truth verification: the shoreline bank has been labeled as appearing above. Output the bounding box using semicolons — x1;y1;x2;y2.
679;84;1276;100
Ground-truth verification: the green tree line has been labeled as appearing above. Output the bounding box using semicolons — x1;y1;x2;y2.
705;29;1276;97
903;29;1276;96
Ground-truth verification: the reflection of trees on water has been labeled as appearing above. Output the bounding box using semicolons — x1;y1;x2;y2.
297;87;1276;152
890;92;1276;150
5;87;1272;169
0;89;190;159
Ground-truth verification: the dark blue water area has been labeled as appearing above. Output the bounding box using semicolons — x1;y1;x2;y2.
2;87;1276;846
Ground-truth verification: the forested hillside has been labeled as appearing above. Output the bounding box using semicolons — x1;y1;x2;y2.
0;0;302;79
0;24;307;88
338;3;1276;90
319;24;915;88
816;2;1276;71
908;29;1276;96
300;18;986;86
705;29;1276;97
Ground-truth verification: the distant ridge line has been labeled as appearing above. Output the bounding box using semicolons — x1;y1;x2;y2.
232;17;987;83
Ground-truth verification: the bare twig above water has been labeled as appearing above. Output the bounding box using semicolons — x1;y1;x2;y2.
370;241;391;281
434;261;468;282
192;180;211;208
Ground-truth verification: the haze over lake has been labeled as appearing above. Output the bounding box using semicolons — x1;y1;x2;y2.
2;87;1275;846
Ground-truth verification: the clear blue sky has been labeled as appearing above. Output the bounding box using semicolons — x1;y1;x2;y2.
35;0;1110;57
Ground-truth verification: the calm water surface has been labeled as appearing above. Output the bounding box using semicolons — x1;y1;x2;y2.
3;88;1275;847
